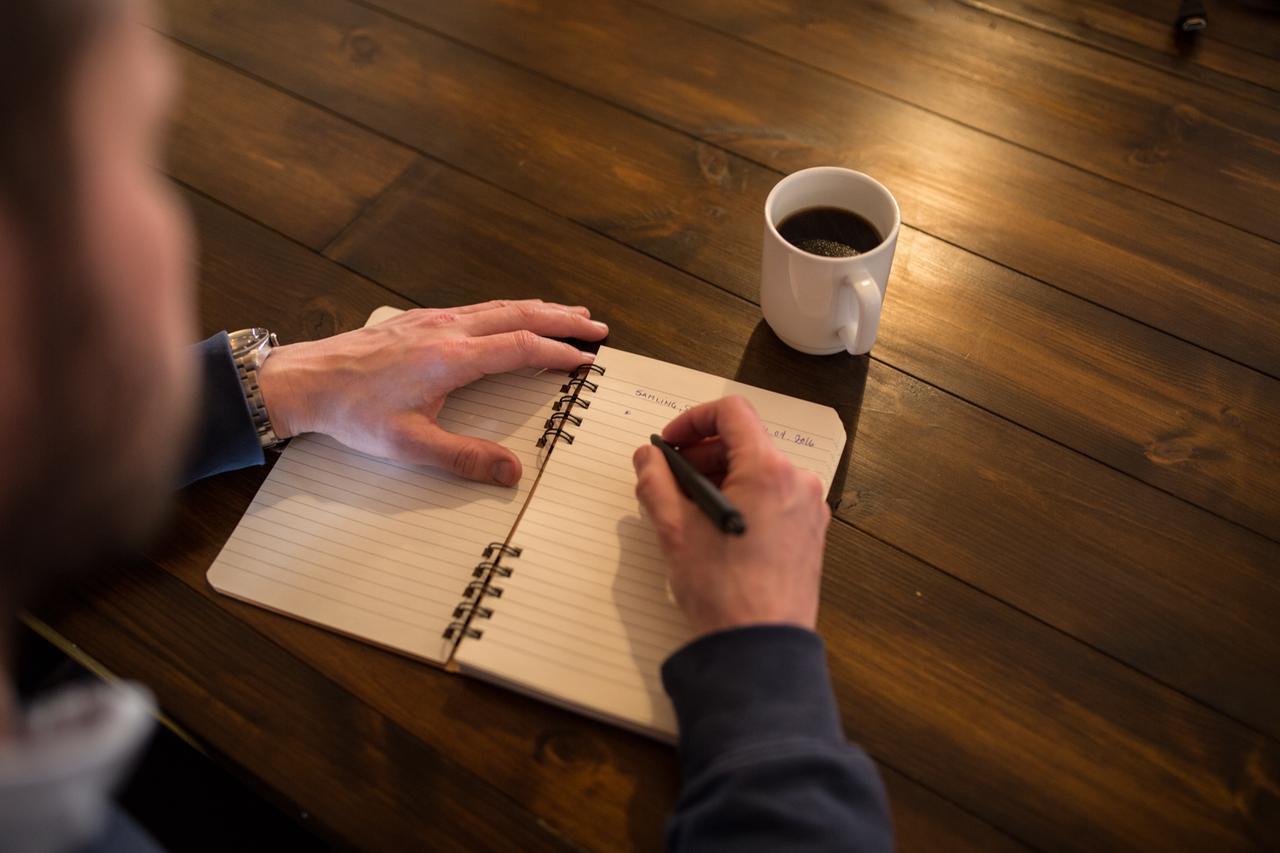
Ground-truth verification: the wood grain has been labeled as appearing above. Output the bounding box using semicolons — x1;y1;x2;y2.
326;159;1280;752
159;0;1280;542
961;0;1280;102
282;0;1280;375
634;0;1280;237
167;44;414;249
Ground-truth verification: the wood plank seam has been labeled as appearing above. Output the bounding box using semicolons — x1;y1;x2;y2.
831;514;1280;747
626;0;1280;248
333;0;1280;380
318;156;420;258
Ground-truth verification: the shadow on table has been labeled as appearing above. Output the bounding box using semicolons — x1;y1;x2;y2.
733;320;868;510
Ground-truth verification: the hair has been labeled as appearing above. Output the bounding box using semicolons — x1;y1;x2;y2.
0;0;127;604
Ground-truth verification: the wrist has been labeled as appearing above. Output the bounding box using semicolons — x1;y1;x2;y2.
257;341;320;439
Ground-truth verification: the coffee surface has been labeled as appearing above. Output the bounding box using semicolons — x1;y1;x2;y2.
777;206;883;257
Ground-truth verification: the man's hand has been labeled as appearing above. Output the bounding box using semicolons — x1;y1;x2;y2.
258;299;607;486
631;396;831;637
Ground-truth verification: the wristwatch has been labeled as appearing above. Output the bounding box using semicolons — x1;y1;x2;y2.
228;327;284;450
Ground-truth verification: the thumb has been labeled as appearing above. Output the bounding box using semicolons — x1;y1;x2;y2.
418;423;523;486
632;444;690;545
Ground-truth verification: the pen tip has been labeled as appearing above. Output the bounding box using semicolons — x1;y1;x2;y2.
724;515;746;535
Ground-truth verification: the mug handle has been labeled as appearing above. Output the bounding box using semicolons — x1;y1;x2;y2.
835;274;882;355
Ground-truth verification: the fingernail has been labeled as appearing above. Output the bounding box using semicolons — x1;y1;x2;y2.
572;305;591;316
589;319;608;334
632;445;649;472
492;459;519;486
578;350;596;362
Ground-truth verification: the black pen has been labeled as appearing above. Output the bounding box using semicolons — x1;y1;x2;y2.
650;435;746;535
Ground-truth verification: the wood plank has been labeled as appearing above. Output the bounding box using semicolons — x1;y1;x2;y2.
632;0;1280;239
181;183;1275;849
292;0;1280;375
1097;0;1280;59
32;557;574;852
157;0;1280;542
167;43;414;249
167;188;1027;852
961;0;1280;102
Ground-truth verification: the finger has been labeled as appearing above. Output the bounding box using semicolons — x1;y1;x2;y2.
462;303;608;340
661;396;770;455
447;299;591;317
676;437;729;477
412;423;524;486
456;331;594;380
632;444;693;546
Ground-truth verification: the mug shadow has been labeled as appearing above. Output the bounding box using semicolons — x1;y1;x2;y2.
733;319;868;510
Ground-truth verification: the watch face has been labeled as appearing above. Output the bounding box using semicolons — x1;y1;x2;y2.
229;327;268;356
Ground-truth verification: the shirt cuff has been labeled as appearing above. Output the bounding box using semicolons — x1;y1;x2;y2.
178;332;265;486
661;625;845;775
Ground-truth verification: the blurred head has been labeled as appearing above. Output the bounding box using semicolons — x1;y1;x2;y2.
0;0;196;605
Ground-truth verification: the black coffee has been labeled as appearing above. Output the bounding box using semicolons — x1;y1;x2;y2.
777;206;883;258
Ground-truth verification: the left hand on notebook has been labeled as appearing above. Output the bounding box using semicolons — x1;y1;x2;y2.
257;299;606;485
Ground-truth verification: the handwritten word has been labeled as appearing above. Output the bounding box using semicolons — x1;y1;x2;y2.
633;388;692;413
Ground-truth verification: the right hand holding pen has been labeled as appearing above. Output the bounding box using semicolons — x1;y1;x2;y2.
631;395;831;638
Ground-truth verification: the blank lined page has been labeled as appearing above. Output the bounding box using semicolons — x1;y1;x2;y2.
455;346;846;736
207;307;564;665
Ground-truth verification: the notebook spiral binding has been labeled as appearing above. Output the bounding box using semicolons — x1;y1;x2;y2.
443;541;526;640
445;363;605;642
538;363;605;447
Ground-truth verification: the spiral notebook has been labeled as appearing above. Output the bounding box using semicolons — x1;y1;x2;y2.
207;307;847;738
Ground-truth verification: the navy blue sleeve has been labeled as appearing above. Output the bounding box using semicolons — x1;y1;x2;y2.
179;332;265;486
662;625;893;852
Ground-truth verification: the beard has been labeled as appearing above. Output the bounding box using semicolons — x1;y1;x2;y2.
1;318;195;607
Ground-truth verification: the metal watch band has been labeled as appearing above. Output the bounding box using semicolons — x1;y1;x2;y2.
227;327;283;450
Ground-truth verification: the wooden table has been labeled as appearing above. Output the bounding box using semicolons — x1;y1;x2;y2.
33;1;1280;849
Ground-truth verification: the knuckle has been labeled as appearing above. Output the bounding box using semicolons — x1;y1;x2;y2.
510;329;540;353
449;443;485;477
762;452;792;480
805;472;825;500
634;471;659;503
725;394;756;417
652;515;685;550
417;309;459;328
435;336;471;362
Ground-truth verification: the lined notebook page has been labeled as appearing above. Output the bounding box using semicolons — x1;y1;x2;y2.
207;307;563;664
455;346;846;737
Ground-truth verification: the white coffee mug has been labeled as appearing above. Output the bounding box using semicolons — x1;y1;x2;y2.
761;167;900;355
